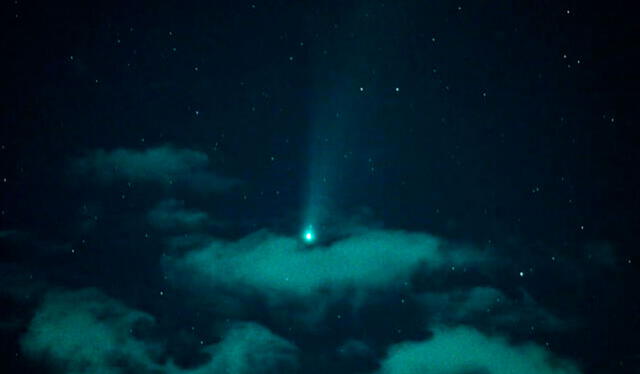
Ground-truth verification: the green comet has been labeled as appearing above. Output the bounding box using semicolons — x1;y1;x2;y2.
303;226;315;243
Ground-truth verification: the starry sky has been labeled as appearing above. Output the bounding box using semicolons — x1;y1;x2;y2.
1;1;639;373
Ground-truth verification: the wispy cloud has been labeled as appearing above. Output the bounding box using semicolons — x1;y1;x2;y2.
72;146;241;192
148;199;212;230
418;286;569;334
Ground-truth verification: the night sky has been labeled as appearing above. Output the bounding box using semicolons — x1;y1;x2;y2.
1;1;639;373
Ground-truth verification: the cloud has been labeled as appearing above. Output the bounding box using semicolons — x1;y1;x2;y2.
337;339;373;358
20;288;298;374
20;288;160;374
377;325;582;374
165;229;489;321
0;229;73;261
418;286;568;333
0;230;20;239
72;146;240;192
148;199;212;230
166;322;298;374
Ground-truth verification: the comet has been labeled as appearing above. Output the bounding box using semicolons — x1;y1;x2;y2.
302;225;315;244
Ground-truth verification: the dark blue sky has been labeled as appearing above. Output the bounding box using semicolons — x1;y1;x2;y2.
1;1;638;373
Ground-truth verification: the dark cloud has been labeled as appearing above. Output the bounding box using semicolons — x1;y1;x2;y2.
72;146;241;193
165;322;298;374
0;230;73;261
337;339;373;358
0;230;19;239
148;199;213;230
418;286;569;334
583;241;618;269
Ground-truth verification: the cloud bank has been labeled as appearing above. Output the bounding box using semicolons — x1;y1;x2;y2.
14;222;586;374
159;227;584;373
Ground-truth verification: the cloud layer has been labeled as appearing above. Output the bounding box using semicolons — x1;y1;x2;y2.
12;145;588;374
158;227;585;373
13;222;587;374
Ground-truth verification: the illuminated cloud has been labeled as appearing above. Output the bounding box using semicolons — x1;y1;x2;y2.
20;288;298;374
377;325;582;374
20;288;160;374
72;146;240;192
166;229;489;317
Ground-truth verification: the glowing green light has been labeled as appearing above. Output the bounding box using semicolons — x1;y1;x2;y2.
303;226;314;243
